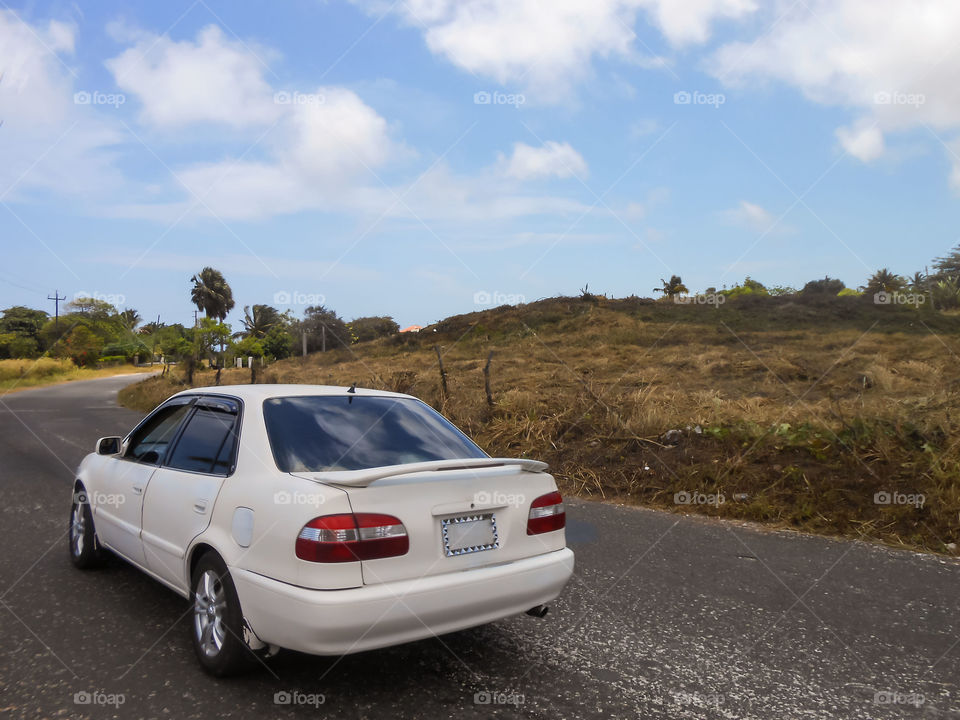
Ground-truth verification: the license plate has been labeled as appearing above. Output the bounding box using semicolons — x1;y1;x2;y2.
441;513;499;557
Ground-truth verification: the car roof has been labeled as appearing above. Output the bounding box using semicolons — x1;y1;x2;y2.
171;384;416;402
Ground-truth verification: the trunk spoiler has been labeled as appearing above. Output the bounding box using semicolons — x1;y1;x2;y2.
291;457;548;488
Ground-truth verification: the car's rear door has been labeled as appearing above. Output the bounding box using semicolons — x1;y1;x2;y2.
141;396;240;592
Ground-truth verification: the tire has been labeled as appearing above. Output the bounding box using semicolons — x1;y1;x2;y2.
69;486;104;569
189;553;255;676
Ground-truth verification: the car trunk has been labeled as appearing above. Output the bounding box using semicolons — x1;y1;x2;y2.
295;460;566;585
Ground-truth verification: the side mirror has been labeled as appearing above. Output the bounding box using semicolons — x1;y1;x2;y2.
96;436;122;455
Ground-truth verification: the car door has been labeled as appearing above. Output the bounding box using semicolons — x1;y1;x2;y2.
141;396;241;592
95;397;195;566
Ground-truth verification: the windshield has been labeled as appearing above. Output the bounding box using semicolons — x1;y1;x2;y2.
263;395;487;472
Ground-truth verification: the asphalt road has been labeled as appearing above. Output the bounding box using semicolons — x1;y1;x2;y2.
0;376;958;719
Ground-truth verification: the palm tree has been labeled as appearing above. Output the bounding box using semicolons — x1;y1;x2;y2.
119;308;141;331
654;275;689;299
239;304;281;339
190;267;235;322
864;268;905;296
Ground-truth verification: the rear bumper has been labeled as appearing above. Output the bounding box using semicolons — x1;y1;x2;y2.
231;547;575;656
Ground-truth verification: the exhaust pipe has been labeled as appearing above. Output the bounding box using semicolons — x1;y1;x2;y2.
525;604;549;618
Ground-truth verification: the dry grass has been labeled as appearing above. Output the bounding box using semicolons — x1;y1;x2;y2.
0;358;152;395
119;296;960;554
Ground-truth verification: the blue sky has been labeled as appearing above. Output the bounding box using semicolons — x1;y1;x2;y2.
2;0;960;328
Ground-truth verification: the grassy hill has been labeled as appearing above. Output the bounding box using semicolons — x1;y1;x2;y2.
120;294;960;554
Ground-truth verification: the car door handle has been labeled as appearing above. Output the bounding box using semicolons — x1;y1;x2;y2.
193;500;208;514
132;486;144;495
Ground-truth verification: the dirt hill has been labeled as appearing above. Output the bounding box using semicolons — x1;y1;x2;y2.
121;294;960;554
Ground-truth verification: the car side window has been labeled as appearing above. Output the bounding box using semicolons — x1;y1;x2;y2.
125;402;193;465
165;400;240;475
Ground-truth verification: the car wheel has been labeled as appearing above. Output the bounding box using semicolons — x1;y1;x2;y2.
69;486;104;569
190;553;255;676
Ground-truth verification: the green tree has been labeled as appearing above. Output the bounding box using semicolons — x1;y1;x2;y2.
240;304;282;338
932;245;960;280
932;278;960;310
864;269;905;298
62;326;103;367
67;297;118;320
349;316;400;343
190;267;235;321
723;276;768;299
300;306;350;352
0;306;48;338
119;308;141;331
800;277;845;295
653;275;688;299
262;325;295;360
0;306;47;357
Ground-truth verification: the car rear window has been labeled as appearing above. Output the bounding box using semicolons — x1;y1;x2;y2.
263;395;487;472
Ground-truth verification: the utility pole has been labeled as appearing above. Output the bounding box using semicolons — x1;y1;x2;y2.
47;290;66;330
193;309;199;328
322;324;326;352
301;331;307;357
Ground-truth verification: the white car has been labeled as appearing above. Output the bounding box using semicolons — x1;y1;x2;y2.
69;384;574;675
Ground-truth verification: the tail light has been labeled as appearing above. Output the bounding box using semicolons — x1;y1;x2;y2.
527;491;566;535
296;513;409;563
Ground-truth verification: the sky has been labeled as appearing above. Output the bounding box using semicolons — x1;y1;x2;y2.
2;0;960;328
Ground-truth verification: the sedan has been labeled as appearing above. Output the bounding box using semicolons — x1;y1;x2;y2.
69;384;575;675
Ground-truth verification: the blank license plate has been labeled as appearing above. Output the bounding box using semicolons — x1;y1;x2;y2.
442;513;499;557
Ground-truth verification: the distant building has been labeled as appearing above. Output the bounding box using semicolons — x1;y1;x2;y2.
399;325;423;333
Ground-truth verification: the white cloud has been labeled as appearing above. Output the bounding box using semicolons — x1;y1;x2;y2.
501;141;587;180
710;0;960;182
363;0;757;100
638;0;757;46
722;200;794;234
836;121;884;162
106;25;280;128
0;11;124;200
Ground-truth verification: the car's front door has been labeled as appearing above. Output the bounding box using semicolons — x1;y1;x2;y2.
141;396;241;592
95;397;194;566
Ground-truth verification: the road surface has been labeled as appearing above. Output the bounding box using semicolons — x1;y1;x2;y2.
0;376;957;719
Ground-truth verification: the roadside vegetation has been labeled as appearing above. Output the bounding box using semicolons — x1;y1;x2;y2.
121;289;960;556
12;248;960;554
